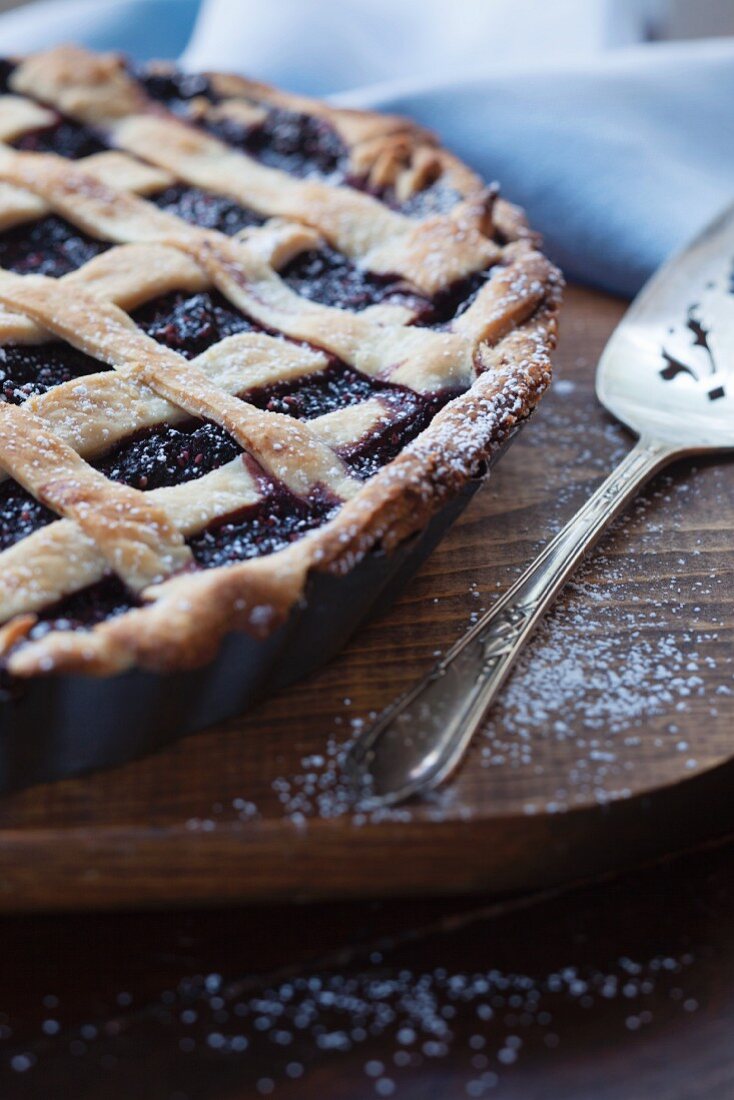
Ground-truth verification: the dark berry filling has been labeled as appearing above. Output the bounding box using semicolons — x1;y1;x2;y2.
279;247;427;313
28;575;138;639
247;361;380;419
132;290;258;358
341;389;458;479
136;66;346;179
0;480;55;552
0;214;109;276
413;268;496;328
189;483;337;569
151;185;264;234
96;419;241;491
12;117;108;160
0;342;108;405
249;360;378;415
0;59;15;93
246;363;459;478
136;67;219;110
203;107;347;180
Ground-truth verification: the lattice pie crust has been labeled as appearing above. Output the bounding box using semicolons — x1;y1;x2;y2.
0;47;561;679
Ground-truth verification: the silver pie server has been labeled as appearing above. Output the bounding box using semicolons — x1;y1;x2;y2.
347;202;734;808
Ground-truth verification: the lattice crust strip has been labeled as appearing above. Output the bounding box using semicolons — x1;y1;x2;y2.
0;396;385;623
1;304;558;678
0;145;550;388
0;402;192;591
0;92;176;229
8;46;502;295
0;46;562;677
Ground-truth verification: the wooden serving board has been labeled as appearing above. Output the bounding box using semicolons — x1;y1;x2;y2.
0;284;731;912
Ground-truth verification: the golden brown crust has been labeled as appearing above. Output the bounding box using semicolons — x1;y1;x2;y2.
0;46;563;679
6;296;560;678
199;67;532;243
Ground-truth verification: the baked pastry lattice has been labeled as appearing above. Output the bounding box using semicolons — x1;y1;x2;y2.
0;46;561;679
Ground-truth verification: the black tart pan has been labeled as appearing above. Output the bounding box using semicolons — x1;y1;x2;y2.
0;468;492;793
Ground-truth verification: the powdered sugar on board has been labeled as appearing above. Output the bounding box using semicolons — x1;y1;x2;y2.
181;342;733;831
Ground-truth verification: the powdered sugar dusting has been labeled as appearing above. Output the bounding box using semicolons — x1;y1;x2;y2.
1;912;704;1095
259;352;733;825
135;312;733;842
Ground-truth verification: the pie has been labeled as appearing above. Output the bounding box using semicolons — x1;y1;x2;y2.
0;46;561;683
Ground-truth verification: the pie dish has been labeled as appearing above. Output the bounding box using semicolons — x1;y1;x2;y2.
0;45;561;691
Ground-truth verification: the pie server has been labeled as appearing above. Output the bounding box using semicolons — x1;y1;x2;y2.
347;202;734;807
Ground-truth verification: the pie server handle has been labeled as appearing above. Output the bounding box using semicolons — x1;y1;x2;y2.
346;436;676;807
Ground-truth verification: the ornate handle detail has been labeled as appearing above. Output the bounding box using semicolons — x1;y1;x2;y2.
346;437;676;806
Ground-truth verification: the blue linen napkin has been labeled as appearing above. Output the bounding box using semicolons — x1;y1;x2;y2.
0;0;200;60
0;0;732;297
337;41;734;297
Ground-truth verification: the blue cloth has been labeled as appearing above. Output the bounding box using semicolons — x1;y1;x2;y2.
339;41;734;297
0;0;732;297
0;0;200;61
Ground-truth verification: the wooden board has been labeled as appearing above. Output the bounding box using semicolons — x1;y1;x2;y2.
0;284;731;912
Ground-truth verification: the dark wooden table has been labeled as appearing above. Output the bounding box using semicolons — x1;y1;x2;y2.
2;835;734;1098
1;283;732;911
0;284;733;1097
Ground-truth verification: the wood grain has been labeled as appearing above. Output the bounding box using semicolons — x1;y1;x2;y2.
0;283;731;911
3;832;734;1097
